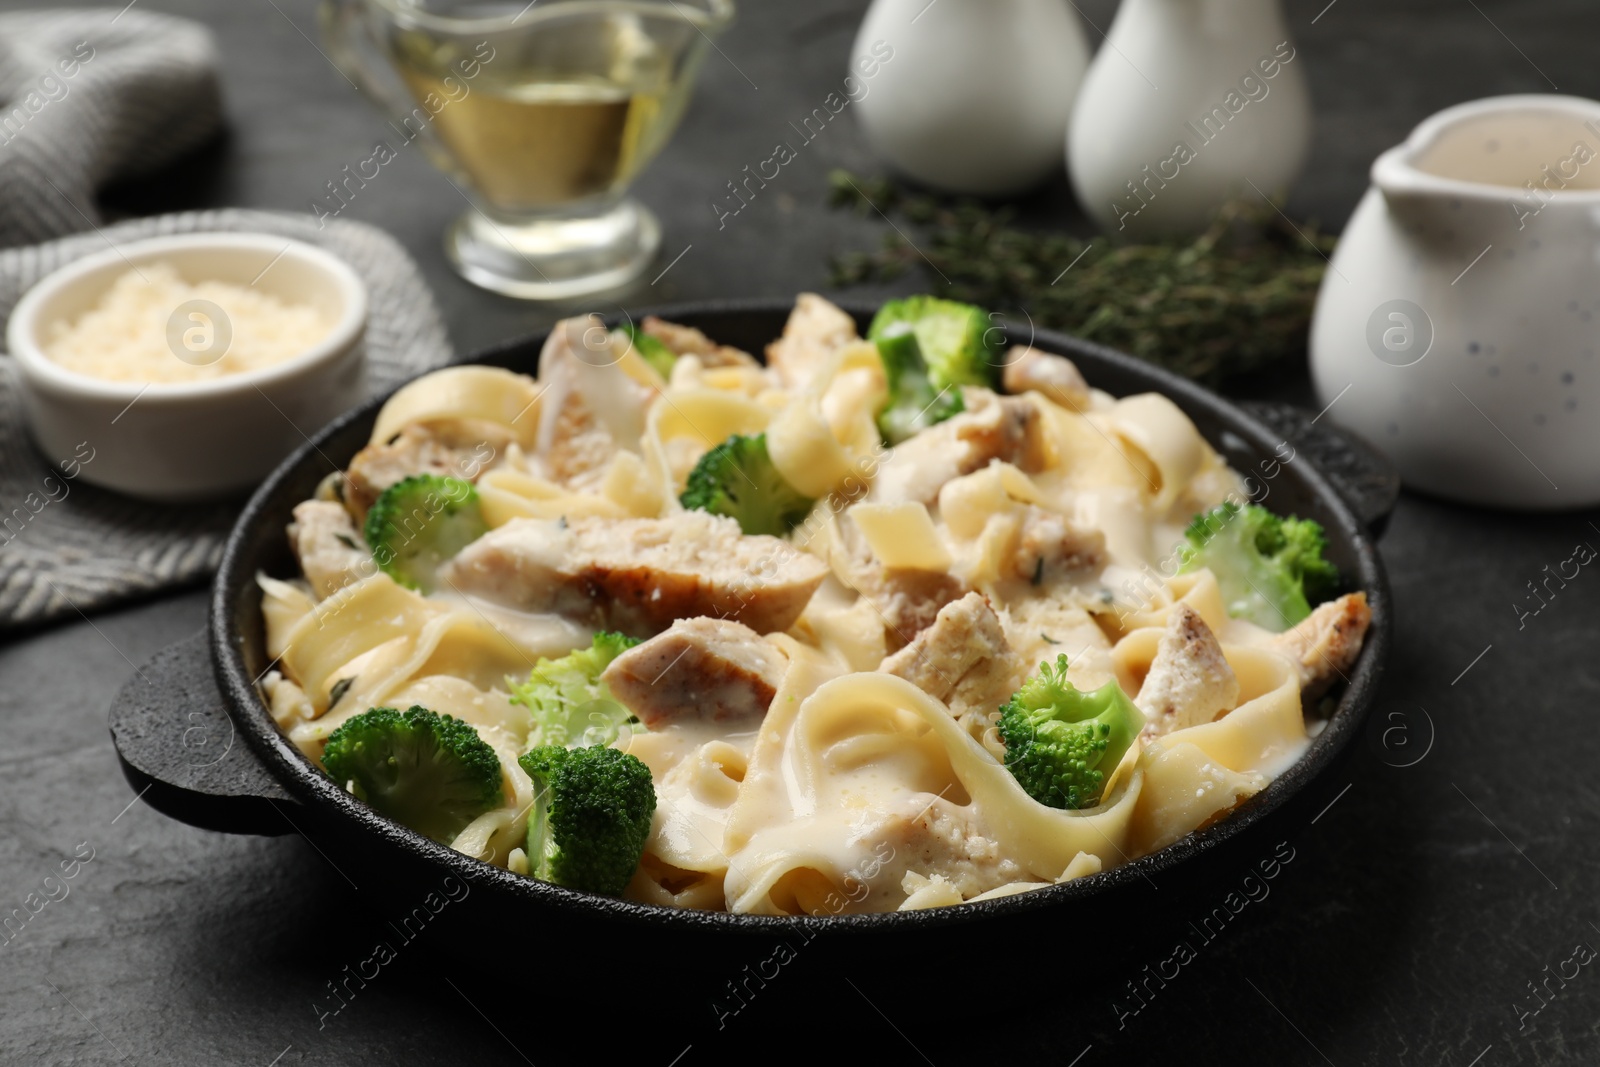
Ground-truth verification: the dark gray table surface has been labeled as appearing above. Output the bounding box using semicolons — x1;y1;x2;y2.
4;1;1599;1064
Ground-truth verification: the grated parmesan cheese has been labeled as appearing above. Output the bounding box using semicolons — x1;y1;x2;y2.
43;262;335;384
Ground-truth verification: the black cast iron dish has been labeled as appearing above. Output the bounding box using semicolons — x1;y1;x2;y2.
110;301;1393;958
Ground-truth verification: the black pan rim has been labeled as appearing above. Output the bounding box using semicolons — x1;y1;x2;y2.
211;297;1391;934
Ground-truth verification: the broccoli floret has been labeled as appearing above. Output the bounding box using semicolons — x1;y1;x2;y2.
508;632;641;749
363;474;488;593
321;705;504;844
679;432;815;537
868;295;1000;392
519;744;657;895
1177;502;1340;631
874;327;966;445
997;655;1144;811
615;323;677;379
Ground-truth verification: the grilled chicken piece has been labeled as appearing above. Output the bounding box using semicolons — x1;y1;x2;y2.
959;393;1052;472
535;317;658;493
857;569;967;652
1008;506;1107;585
872;392;1051;506
832;519;968;650
1001;347;1091;411
601;617;787;728
879;592;1025;717
829;502;988;651
288;500;370;599
873;798;1026;905
344;418;511;521
641;317;760;369
444;512;828;636
1269;592;1371;702
765;293;858;389
1136;604;1240;736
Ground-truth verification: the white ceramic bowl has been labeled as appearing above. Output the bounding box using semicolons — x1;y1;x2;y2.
7;233;368;502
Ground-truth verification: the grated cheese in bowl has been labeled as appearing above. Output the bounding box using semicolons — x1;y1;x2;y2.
42;262;335;384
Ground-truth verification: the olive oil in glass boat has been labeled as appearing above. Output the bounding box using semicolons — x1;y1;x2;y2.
323;0;733;299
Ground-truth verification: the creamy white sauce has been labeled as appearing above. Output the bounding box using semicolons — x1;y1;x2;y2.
428;589;591;660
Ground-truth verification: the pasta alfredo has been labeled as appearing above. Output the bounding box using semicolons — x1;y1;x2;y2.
260;295;1370;915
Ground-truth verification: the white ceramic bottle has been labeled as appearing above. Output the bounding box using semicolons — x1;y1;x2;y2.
850;0;1090;198
1310;95;1600;510
1067;0;1311;238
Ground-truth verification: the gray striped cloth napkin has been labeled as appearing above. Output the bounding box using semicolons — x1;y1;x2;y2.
0;8;224;248
0;11;452;629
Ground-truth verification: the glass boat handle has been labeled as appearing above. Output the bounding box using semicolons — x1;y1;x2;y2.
318;0;415;123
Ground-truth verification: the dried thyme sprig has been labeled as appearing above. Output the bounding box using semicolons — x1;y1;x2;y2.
826;170;1336;384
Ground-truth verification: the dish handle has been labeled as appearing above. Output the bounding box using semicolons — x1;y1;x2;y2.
1242;401;1401;536
109;631;300;836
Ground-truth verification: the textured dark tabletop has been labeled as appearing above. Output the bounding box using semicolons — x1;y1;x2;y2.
4;1;1600;1065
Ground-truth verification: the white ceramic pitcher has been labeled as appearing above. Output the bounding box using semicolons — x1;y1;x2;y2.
1067;0;1310;238
850;0;1089;197
1310;95;1600;510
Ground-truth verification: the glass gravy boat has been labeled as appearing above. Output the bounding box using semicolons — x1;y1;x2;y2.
323;0;734;299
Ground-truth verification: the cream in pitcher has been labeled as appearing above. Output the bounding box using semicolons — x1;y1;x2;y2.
1311;95;1600;509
